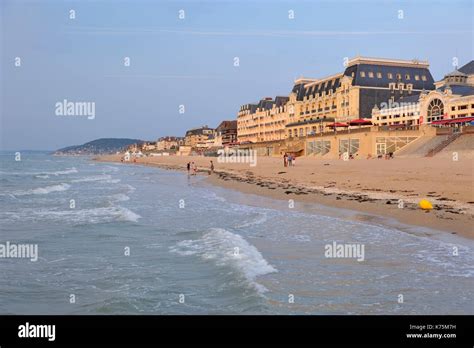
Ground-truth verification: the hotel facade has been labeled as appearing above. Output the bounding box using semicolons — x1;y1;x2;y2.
234;56;474;159
372;61;474;127
237;96;289;143
237;57;436;144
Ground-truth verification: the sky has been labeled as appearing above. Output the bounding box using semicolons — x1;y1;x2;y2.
1;0;473;151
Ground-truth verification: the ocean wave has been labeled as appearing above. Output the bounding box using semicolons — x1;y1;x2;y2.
71;174;112;183
13;183;71;196
103;165;119;172
108;193;130;202
35;175;50;179
50;167;78;175
235;213;268;228
170;228;277;293
123;184;136;192
1;206;141;224
0;167;78;176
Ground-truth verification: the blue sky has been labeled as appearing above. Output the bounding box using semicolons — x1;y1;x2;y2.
1;0;473;150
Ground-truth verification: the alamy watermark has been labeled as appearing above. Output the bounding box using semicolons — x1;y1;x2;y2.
325;241;365;262
55;99;95;119
379;100;419;115
0;241;38;262
217;149;257;167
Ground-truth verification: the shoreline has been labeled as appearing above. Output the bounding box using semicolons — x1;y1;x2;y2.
94;154;474;240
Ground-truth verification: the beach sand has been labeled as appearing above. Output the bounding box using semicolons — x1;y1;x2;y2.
95;154;474;239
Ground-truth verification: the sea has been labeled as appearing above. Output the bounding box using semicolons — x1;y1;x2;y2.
0;152;473;314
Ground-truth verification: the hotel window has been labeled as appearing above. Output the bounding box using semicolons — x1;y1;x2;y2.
360;71;366;77
421;75;427;81
377;72;382;78
368;72;374;78
387;73;393;79
415;75;420;81
396;73;401;80
405;74;410;80
389;83;396;90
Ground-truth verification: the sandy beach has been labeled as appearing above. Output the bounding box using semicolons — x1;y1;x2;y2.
95;154;474;239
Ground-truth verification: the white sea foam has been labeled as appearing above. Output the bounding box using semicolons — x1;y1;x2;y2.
105;179;121;184
123;184;136;192
170;228;277;293
103;165;119;172
14;183;71;196
109;193;130;202
50;167;78;175
235;213;268;228
1;167;78;176
71;174;112;183
1;206;141;224
35;175;50;179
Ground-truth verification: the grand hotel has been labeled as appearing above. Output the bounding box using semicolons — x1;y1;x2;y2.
237;57;474;157
237;56;437;144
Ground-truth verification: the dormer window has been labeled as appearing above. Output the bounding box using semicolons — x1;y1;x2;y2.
396;73;401;80
360;71;366;77
388;73;393;79
405;74;410;80
368;72;374;78
421;75;427;81
415;75;420;81
377;72;382;78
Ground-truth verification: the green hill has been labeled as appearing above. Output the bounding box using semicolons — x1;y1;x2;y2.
54;138;144;155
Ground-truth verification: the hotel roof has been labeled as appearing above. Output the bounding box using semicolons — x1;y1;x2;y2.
216;120;237;131
438;84;474;96
458;60;474;75
291;56;435;101
346;56;430;69
185;126;214;136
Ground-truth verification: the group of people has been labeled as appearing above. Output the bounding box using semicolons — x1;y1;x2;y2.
283;153;296;167
187;161;214;175
187;161;197;175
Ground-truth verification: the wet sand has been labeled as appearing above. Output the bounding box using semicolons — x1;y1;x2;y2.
95;154;474;240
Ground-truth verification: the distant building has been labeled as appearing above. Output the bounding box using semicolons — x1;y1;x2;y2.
141;142;157;151
372;60;474;126
156;136;184;151
184;125;214;148
237;96;289;143
215;120;237;146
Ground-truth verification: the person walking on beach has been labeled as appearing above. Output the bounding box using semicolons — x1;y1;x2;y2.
187;162;191;174
210;160;214;174
288;154;293;167
283;153;288;167
192;162;197;175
